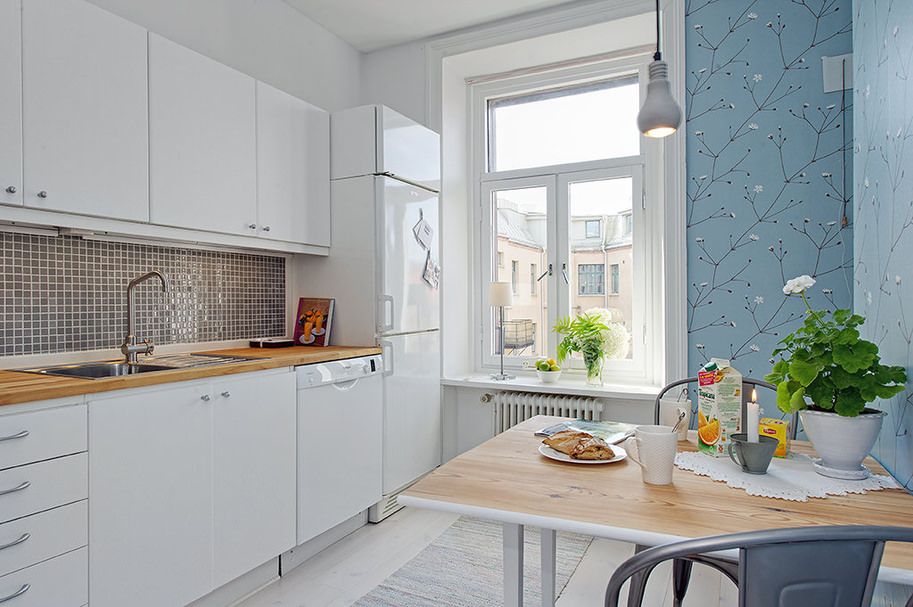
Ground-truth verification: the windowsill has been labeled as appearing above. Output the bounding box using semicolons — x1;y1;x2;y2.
441;373;659;400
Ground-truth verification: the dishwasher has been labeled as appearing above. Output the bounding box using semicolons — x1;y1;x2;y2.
295;354;384;545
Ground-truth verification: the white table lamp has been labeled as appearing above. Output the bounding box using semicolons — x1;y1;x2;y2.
489;282;515;381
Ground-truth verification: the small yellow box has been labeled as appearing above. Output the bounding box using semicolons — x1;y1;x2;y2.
759;417;790;457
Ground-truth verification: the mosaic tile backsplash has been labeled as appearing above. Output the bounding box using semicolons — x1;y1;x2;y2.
0;233;285;357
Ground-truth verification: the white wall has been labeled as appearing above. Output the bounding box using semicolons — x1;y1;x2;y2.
86;0;362;111
361;42;428;125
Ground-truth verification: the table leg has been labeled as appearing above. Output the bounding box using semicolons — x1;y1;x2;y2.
541;528;556;607
503;523;524;607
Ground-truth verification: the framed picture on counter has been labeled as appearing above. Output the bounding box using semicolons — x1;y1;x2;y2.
293;298;334;347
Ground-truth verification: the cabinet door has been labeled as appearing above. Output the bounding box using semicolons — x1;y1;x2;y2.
88;383;213;607
211;371;296;588
256;81;330;245
149;33;257;236
22;0;148;220
0;0;21;206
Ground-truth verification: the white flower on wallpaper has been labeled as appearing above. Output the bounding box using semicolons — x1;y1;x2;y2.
685;0;853;377
855;0;913;490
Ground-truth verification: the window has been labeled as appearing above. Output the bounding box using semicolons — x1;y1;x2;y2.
476;54;659;382
585;219;601;239
578;264;605;295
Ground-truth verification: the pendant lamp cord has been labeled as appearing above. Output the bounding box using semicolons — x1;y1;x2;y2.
654;0;662;61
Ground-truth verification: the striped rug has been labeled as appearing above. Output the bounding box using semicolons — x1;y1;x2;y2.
353;517;593;606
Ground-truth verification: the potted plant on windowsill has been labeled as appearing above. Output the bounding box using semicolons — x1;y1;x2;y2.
765;275;907;479
554;308;630;386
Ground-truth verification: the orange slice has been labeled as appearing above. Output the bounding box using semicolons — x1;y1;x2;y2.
698;410;708;428
698;419;720;445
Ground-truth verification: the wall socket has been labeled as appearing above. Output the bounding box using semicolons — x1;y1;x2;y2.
822;53;853;93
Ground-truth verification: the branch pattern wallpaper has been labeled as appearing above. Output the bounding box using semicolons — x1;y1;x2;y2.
685;0;854;383
854;0;913;491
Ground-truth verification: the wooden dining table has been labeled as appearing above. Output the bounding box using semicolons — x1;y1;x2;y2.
398;415;913;607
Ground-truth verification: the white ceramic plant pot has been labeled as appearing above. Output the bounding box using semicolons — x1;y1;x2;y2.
799;408;885;479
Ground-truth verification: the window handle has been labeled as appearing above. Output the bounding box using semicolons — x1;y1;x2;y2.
536;264;552;282
561;263;570;285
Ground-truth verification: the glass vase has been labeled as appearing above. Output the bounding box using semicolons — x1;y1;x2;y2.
583;352;604;386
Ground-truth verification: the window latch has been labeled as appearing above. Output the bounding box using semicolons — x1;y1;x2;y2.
561;263;570;285
536;264;552;282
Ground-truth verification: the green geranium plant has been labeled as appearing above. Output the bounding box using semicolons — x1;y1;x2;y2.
765;275;907;417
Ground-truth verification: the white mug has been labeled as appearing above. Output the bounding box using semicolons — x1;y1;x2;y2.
660;397;692;441
623;425;679;485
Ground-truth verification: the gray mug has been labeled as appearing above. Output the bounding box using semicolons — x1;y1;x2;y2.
728;434;778;475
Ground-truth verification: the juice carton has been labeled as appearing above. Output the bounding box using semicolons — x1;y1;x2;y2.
697;358;742;457
759;417;790;457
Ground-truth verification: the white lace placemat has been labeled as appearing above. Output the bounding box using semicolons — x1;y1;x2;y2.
674;451;899;502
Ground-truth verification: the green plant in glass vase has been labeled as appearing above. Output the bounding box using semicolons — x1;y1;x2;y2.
554;308;630;386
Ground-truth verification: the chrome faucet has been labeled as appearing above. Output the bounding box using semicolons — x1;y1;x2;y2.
121;270;169;365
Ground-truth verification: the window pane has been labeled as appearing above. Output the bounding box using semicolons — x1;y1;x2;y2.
488;76;639;172
492;186;548;359
568;177;634;360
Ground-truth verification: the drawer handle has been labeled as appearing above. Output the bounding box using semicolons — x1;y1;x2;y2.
0;533;29;552
0;584;29;604
0;430;28;443
0;481;30;497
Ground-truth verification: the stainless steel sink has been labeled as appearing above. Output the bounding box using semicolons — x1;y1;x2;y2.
19;361;175;379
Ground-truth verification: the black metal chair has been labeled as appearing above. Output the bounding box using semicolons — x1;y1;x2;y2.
605;526;913;607
651;377;797;606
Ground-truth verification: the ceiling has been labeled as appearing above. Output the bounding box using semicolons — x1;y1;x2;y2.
282;0;585;52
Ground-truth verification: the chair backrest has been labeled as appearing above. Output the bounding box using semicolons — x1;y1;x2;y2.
654;376;797;439
605;526;913;607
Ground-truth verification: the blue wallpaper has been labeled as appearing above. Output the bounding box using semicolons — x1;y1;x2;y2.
685;0;854;381
854;0;913;491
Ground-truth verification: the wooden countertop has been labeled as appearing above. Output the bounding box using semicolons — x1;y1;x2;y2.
0;345;382;407
402;416;913;579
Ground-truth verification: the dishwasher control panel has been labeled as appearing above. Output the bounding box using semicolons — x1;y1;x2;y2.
296;354;383;389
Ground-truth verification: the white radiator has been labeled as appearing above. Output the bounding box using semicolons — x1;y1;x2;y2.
488;391;603;434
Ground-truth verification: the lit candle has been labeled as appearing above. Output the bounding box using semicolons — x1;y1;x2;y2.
747;387;760;443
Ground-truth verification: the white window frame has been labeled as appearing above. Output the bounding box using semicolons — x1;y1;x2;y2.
472;53;662;385
610;263;621;295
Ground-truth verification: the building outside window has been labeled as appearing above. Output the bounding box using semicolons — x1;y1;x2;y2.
530;263;537;295
578;264;605;295
610;263;620;295
498;251;504;268
511;260;519;295
585;219;601;239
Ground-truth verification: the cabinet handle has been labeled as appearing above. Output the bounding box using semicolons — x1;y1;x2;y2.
37;190;47;199
0;533;30;552
221;391;231;398
0;584;29;604
200;394;211;402
0;481;30;497
248;224;257;230
262;226;271;232
0;430;28;443
4;186;15;194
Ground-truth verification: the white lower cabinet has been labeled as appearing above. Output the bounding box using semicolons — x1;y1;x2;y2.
0;547;87;607
0;500;87;578
89;370;297;607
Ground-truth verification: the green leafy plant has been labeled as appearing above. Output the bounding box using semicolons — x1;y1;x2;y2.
765;276;907;417
554;308;629;384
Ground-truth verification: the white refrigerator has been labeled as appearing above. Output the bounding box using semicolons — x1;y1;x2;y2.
307;105;441;514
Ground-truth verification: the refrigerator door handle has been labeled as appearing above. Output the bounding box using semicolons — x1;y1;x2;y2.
378;340;394;376
379;295;395;332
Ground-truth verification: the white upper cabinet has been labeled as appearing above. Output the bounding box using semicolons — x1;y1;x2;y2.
0;0;21;206
256;81;330;246
149;33;257;236
22;0;149;221
211;371;296;588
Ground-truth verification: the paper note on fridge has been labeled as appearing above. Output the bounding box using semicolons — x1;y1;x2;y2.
413;216;434;250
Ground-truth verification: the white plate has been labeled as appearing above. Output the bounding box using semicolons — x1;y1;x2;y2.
538;443;627;465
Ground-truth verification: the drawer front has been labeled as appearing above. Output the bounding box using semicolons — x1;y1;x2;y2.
0;454;87;525
0;547;86;607
0;404;86;471
0;501;87;578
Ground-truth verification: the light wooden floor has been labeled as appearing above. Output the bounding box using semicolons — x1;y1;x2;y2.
239;507;911;607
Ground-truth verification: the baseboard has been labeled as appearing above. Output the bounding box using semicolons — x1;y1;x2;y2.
188;557;279;607
280;510;369;574
368;492;405;523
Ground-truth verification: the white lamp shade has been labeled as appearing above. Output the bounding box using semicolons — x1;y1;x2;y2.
637;60;682;138
489;282;513;307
